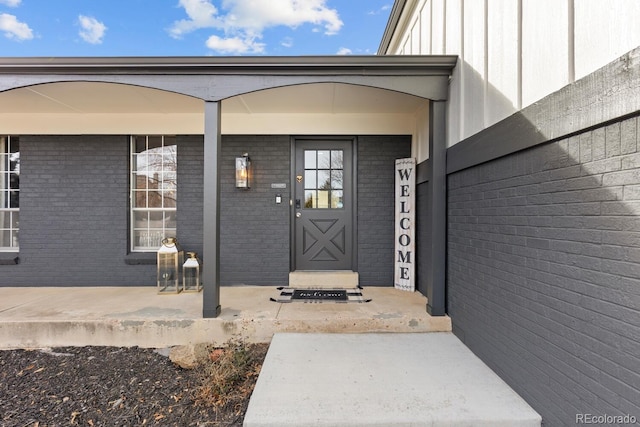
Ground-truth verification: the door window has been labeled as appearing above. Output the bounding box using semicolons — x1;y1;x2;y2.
303;149;343;209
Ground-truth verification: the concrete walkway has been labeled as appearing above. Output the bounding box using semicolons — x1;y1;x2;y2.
0;288;541;426
0;286;451;349
244;333;542;427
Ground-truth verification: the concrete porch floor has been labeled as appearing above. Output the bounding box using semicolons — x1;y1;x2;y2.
0;286;451;349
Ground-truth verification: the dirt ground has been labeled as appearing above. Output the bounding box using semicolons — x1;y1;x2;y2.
0;344;268;426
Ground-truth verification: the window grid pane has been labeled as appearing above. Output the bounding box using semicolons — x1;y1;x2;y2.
304;150;316;169
317;170;330;190
0;136;19;251
304;190;316;208
317;150;330;168
304;170;316;189
130;135;178;251
331;150;343;168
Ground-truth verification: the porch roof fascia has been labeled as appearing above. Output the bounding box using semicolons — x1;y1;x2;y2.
0;55;457;77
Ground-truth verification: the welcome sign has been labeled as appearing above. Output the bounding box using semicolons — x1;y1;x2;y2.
394;158;416;291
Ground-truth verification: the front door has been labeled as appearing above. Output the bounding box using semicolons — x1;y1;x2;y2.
293;139;354;271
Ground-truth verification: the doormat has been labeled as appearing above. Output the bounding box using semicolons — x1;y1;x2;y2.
271;286;371;303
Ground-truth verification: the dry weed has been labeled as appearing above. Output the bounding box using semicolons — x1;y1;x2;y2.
193;340;268;417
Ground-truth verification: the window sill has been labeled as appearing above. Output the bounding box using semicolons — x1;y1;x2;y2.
124;253;156;265
0;253;19;265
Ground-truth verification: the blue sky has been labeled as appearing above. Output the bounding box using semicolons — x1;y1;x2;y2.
0;0;393;56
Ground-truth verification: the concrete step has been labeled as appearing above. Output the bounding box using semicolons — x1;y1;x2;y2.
0;287;451;349
244;333;542;427
289;270;359;288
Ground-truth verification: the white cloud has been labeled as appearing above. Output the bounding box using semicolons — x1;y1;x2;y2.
281;37;293;48
169;0;220;38
170;0;343;54
368;4;392;15
205;34;265;54
78;15;107;44
336;47;352;55
0;13;33;41
222;0;342;35
0;0;21;7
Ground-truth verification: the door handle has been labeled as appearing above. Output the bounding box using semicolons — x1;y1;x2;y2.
296;212;302;218
295;199;301;209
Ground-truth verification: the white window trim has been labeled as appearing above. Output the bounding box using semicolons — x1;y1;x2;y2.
0;136;19;252
130;135;177;252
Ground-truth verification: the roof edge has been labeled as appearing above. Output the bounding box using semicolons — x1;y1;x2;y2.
377;0;407;55
0;55;457;75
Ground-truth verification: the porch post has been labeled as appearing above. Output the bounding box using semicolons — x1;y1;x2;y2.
427;100;447;316
203;101;222;318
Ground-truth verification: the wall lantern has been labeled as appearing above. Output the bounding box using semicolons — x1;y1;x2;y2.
235;153;251;189
157;236;184;294
183;251;202;293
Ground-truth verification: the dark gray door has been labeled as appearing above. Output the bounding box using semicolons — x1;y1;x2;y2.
294;139;354;271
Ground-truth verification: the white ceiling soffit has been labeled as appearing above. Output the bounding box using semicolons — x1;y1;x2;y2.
0;81;426;115
0;82;203;114
223;83;426;114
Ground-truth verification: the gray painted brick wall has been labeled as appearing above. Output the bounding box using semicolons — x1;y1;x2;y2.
357;135;411;285
219;134;410;286
2;135;151;285
448;116;640;425
1;133;407;287
219;135;291;285
416;182;430;295
176;135;204;258
0;135;207;286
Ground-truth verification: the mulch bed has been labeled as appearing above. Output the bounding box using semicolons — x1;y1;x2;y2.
0;345;267;426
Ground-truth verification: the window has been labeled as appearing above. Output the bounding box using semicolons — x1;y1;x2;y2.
0;136;19;251
130;135;177;251
304;149;343;209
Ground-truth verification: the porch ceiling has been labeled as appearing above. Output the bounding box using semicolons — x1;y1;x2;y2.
0;82;425;115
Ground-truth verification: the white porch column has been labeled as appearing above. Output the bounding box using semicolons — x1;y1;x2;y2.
203;101;222;318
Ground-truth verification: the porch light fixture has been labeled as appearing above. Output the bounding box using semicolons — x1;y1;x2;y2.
157;237;183;294
235;153;251;189
183;251;202;293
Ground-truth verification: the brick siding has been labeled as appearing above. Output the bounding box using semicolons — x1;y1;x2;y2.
0;135;207;286
448;116;640;425
176;135;204;258
357;135;411;285
416;181;430;295
0;134;406;287
4;135;144;285
219;135;291;285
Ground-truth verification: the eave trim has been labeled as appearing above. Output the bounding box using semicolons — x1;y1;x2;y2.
0;55;457;76
378;0;407;55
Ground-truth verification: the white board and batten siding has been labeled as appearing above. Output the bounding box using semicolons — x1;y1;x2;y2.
395;158;416;292
385;0;640;148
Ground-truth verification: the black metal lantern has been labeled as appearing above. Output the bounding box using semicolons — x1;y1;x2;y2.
157;237;183;294
235;153;251;189
182;251;202;293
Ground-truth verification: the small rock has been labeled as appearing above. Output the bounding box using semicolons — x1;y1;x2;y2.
169;345;197;369
209;348;224;363
169;344;208;369
39;348;74;357
110;397;124;409
154;347;171;357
